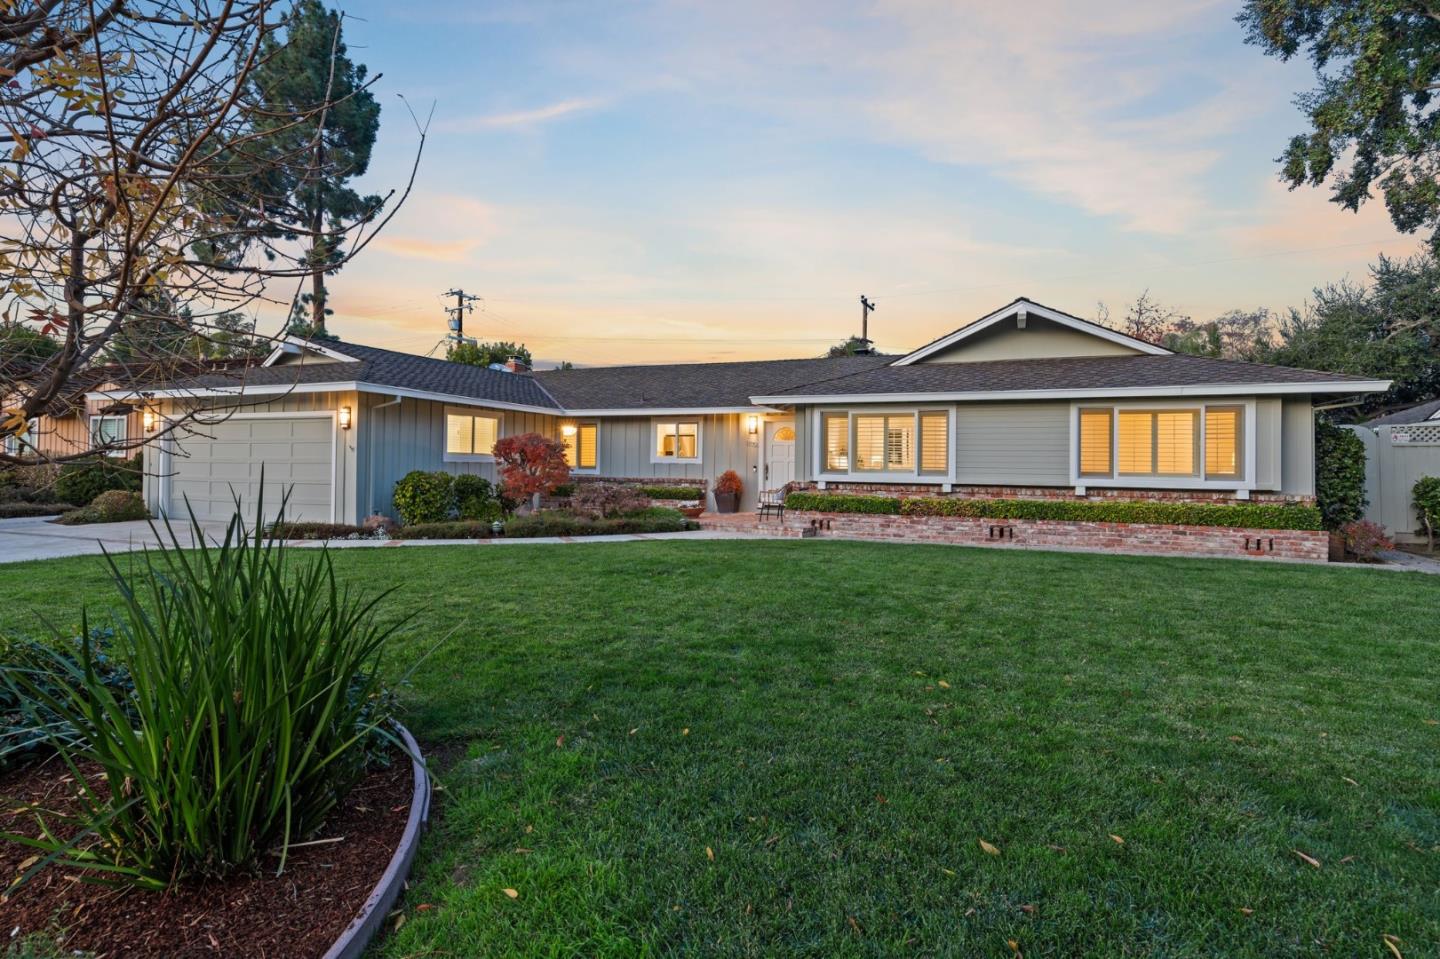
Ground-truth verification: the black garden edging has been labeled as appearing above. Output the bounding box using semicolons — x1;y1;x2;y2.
321;723;433;959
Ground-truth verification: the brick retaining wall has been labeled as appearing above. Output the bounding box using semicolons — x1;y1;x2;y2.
783;510;1329;562
792;481;1309;506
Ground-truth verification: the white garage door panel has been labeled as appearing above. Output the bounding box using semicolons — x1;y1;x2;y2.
169;416;334;524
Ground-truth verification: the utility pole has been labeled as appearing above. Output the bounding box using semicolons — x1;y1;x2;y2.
859;295;876;354
442;288;480;351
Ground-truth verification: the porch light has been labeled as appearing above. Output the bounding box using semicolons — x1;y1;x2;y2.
143;409;157;433
339;406;352;430
746;414;759;435
561;423;577;437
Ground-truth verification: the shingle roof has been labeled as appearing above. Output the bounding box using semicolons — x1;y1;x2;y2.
169;340;562;410
753;353;1383;399
531;354;896;410
1363;397;1440;427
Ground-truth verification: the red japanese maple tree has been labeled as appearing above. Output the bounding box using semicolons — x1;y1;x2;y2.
492;432;572;509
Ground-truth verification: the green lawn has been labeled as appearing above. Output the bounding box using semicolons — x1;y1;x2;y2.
4;542;1439;957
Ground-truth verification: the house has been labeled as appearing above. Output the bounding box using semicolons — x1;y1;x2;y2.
94;297;1389;530
1362;397;1440;428
4;367;149;461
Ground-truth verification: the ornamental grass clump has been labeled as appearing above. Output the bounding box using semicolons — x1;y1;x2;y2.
1;496;408;889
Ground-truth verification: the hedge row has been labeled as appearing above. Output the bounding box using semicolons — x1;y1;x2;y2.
784;492;901;514
785;491;1323;530
0;501;72;518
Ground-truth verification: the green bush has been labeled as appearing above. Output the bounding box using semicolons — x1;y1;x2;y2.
453;474;503;522
784;492;902;514
52;452;142;507
0;501;406;888
269;521;369;540
393;469;454;525
899;496;1323;530
0;502;69;518
1315;420;1368;530
504;507;697;538
393;520;496;540
1;629;134;771
56;490;149;525
637;485;703;500
1413;475;1440;550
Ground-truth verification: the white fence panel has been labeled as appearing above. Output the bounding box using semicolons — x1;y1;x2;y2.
1349;423;1440;544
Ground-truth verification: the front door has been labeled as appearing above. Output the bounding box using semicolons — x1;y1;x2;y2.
764;420;796;491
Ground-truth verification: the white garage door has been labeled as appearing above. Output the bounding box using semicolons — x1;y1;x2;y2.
168;415;335;524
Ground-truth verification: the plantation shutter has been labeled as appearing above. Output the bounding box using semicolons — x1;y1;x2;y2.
854;415;885;471
1204;407;1241;479
1078;409;1113;476
919;412;947;474
823;413;849;471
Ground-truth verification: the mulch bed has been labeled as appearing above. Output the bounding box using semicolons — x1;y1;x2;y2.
0;754;412;958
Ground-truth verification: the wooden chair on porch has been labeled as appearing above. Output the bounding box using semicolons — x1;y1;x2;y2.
758;488;786;522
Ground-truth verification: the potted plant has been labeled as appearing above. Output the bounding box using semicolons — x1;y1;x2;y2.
713;470;742;513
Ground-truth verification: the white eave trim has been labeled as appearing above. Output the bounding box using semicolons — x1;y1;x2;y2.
749;380;1394;405
891;299;1172;365
87;380;563;416
562;406;781;417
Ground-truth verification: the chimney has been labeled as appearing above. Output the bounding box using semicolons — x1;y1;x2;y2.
504;355;531;373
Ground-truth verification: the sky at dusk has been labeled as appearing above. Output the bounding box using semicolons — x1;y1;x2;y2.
309;0;1421;366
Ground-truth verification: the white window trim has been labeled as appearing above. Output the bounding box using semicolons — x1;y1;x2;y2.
650;418;703;465
89;414;129;457
443;406;502;463
3;417;38;456
563;421;601;473
811;406;955;483
1067;399;1256;492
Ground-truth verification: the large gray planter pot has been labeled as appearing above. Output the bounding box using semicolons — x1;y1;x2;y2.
713;491;739;513
321;722;432;959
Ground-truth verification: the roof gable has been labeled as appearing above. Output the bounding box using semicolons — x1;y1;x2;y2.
261;337;362;367
892;297;1170;366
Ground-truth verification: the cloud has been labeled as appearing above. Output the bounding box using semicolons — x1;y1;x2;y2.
369;235;480;263
1224;177;1416;262
438;97;606;132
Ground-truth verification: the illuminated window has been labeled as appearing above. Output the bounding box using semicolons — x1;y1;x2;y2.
445;411;499;457
919;411;948;475
654;421;700;462
1204;406;1243;479
1117;410;1198;476
89;415;128;457
823;413;849;471
1078;408;1113;476
564;423;598;470
854;414;913;471
772;426;795;442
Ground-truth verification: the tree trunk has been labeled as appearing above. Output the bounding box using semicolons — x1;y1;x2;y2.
310;137;326;333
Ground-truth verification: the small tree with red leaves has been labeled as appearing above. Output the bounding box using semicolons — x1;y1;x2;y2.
492;432;571;511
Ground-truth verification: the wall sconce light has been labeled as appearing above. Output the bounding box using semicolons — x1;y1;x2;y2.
143;409;157;433
339;406;352;430
746;414;759;435
561;423;577;437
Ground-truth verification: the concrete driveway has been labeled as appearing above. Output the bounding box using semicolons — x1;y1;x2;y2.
0;515;219;564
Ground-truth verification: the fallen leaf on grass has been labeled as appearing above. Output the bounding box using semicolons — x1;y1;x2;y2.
502;888;519;899
979;839;1000;856
629;728;639;736
1007;939;1022;956
938;680;950;689
1342;776;1359;786
1340;855;1355;864
706;846;715;861
941;868;956;876
1293;850;1321;869
682;728;690;736
416;903;434;912
1384;933;1403;958
1228;735;1244;743
847;916;863;936
1109;834;1125;845
1047;844;1068;854
392;913;406;931
1238;907;1254;916
1424;719;1437;726
1020;904;1036;915
555;735;565;748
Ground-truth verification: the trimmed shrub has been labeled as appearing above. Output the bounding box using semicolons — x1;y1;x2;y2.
638;485;703;500
0;502;70;518
785;492;902;514
899;496;1323;530
393;470;455;525
1412;475;1440;551
1315;420;1367;530
505;508;697;538
1341;520;1393;561
53;452;142;507
572;482;650;519
392;520;496;540
57;490;149;525
270;522;367;540
453;473;503;522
